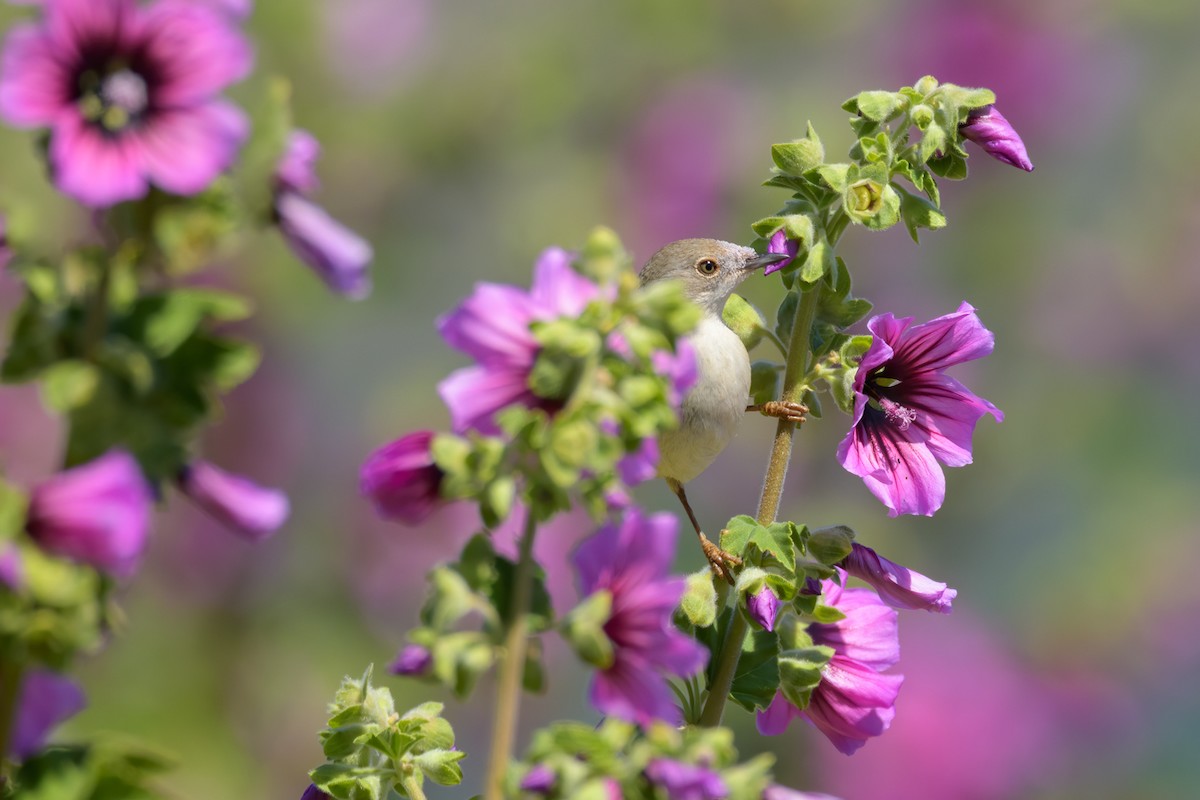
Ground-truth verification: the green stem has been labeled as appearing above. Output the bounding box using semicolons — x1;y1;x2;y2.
698;275;823;727
483;510;538;800
400;772;428;800
0;661;24;783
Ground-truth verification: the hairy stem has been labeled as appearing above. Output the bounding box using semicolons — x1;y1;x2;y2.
698;280;822;727
400;772;428;800
483;510;538;800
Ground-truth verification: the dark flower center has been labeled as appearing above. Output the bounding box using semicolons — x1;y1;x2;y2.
78;68;148;133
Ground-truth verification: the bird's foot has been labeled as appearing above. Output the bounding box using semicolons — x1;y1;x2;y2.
699;531;742;584
749;400;809;424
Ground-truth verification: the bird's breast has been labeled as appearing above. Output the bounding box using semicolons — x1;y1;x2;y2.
657;317;751;484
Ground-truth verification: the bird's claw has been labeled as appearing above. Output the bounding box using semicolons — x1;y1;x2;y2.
699;531;742;585
752;400;809;424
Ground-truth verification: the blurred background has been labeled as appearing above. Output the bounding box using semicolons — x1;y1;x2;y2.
2;0;1199;797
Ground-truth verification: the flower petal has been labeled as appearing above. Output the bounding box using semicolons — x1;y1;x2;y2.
10;670;86;760
436;283;539;366
276;192;373;299
756;690;803;735
590;652;681;727
837;413;946;517
45;0;138;58
901;372;1002;468
528;246;599;319
138;0;253;106
437;364;535;435
179;460;288;540
888;302;995;375
809;586;900;671
803;656;903;755
135;100;248;196
49;112;147;206
0;24;72;127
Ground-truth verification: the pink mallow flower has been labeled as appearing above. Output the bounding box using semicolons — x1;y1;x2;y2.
389;643;432;677
0;0;251;207
9;670;86;760
437;247;602;435
361;430;446;525
573;510;708;727
959;104;1034;172
837;302;1002;517
841;542;955;613
178;460;289;541
758;573;903;755
26;450;152;578
274;130;373;299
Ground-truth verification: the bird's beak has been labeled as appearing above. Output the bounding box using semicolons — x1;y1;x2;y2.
742;252;791;273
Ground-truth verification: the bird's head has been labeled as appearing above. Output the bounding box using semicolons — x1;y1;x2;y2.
639;238;788;315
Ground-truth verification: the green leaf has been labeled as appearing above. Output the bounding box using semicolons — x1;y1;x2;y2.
928;150;968;180
774;291;799;347
749;360;781;407
728;627;781;712
897;184;948;243
2;297;62;383
807;525;855;565
918;122;947;165
720;516;795;575
799;235;834;284
814;163;850;193
413;749;466;786
41;360;100;413
843;91;905;122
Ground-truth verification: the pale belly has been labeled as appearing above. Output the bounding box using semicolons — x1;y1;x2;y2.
657;318;750;484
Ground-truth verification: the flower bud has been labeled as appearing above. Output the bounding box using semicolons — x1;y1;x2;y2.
178;461;289;540
958;104;1033;172
26;451;151;579
299;785;331;800
914;75;939;95
746;584;781;632
276;192;373;299
645;759;728;800
10;670;86;759
764;229;800;276
361;431;446;525
841;542;956;613
390;644;433;677
520;765;556;794
910;103;934;130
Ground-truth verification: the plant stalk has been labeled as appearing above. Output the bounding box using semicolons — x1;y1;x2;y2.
0;661;24;784
483;510;538;800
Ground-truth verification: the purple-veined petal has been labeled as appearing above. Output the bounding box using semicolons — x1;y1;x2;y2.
437;364;537;436
49;110;148;206
810;586;901;671
837;408;947;517
590;651;682;727
135;99;248;196
44;0;138;57
436;282;539;366
0;24;72;126
802;655;904;755
842;543;956;614
747;584;781;631
138;0;253;106
757;690;802;735
884;302;995;375
899;372;1002;468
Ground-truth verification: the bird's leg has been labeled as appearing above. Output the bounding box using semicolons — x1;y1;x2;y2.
666;478;742;584
747;400;809;424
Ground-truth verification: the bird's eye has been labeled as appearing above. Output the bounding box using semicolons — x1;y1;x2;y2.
695;258;719;276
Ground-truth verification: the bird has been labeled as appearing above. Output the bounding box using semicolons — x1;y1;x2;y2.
639;239;807;582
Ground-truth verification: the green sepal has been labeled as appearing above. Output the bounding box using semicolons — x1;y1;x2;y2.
918;122;947;165
929;149;969;180
576;225;630;285
770;123;824;176
413;749;466;786
722;293;768;351
814;163;850;193
561;589;615;669
896;184;948;243
777;645;833;710
938;84;995;112
843;90;906;122
800;233;834;283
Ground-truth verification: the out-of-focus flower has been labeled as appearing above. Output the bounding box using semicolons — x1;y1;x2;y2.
836;302;1002;517
0;544;24;590
437;248;602;435
26;450;152;578
194;0;250;17
652;337;698;408
573;510;707;727
9;670;86;760
0;0;251;206
273;130;372;299
746;584;781;631
841;543;955;613
758;574;903;755
361;430;446;526
178;460;288;541
299;785;331;800
321;0;434;99
616;436;659;486
519;764;556;794
958;105;1033;171
644;758;728;800
389;644;432;677
764;229;801;276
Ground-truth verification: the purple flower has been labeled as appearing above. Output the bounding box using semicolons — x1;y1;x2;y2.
841;543;955;613
193;0;250;17
520;764;556;794
10;670;86;760
764;230;801;276
617;436;659;486
389;643;432;677
836;302;1002;517
958;104;1034;172
299;785;331;800
0;544;24;590
0;0;251;207
361;430;445;525
437;247;602;435
652;337;698;408
274;130;372;299
26;450;152;578
644;758;728;800
757;574;903;755
573;509;708;727
178;460;289;541
746;584;780;632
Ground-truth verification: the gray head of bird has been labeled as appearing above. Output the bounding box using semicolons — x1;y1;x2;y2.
639;238;789;316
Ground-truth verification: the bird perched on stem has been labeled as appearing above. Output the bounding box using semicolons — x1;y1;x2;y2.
640;239;806;582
